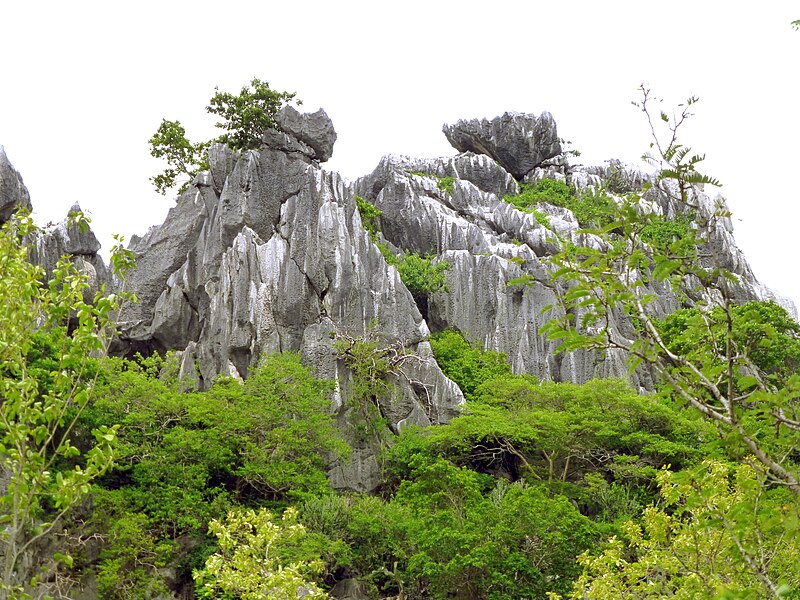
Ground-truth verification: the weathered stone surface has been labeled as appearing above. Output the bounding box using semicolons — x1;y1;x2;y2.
27;203;110;291
443;112;562;180
118;188;207;327
355;145;782;389
115;126;463;492
275;105;337;162
0;145;32;223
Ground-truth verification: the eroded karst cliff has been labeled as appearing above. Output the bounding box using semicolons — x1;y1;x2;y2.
1;108;787;492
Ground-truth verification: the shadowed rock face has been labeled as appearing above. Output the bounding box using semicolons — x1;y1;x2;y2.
0;146;32;224
442;112;562;180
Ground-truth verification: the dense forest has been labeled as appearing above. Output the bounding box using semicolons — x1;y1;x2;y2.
1;79;799;600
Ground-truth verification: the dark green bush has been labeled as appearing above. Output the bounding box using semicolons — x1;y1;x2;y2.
429;330;512;400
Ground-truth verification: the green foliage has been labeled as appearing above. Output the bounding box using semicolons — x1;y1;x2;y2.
436;176;455;193
562;187;618;229
563;461;800;599
194;506;329;599
355;195;382;239
378;244;450;299
640;212;693;249
0;212;133;599
504;177;574;210
429;330;512;400
333;333;395;445
83;352;347;596
395;253;450;298
389;376;710;508
92;498;173;599
658;300;800;385
506;273;536;287
396;458;599;599
543;88;800;596
148;119;210;195
533;208;551;227
150;77;297;195
603;159;637;195
635;86;721;197
302;460;599;599
503;178;618;228
207;77;299;151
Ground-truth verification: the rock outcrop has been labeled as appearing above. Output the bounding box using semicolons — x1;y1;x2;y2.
355;153;643;385
354;134;777;388
12;203;111;308
275;105;337;162
115;112;463;492
4;104;786;491
442;112;562;180
0;145;32;223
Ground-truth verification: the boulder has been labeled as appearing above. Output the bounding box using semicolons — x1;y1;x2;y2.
26;203;110;290
0;146;32;223
443;112;561;180
275;105;337;162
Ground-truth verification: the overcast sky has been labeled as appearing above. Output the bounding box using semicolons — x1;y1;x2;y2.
2;2;798;309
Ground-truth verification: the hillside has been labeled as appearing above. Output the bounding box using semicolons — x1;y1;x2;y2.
1;103;798;599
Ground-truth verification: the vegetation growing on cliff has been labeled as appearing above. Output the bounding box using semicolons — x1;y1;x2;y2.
149;78;299;194
541;87;800;598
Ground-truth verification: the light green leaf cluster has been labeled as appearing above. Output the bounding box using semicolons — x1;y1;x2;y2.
194;507;329;600
0;212;134;598
564;461;800;599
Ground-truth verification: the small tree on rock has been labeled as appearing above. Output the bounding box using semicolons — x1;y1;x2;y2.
149;78;299;195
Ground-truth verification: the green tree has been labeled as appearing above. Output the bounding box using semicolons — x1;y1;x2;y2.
543;86;799;493
429;330;512;401
0;213;135;599
148;120;209;195
542;87;800;595
561;461;800;599
206;77;298;151
193;506;329;600
149;77;298;195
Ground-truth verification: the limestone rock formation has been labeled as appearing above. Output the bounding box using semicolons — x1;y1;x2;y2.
355;153;642;385
442;112;562;180
0;145;32;223
275;105;337;162
355;122;780;388
26;203;111;298
115;115;463;492
4;104;786;492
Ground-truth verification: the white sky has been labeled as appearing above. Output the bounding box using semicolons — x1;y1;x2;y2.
2;2;798;308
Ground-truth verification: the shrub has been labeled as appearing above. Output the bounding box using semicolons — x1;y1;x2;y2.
355;195;382;239
437;176;455;193
502;178;618;228
429;330;512;400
